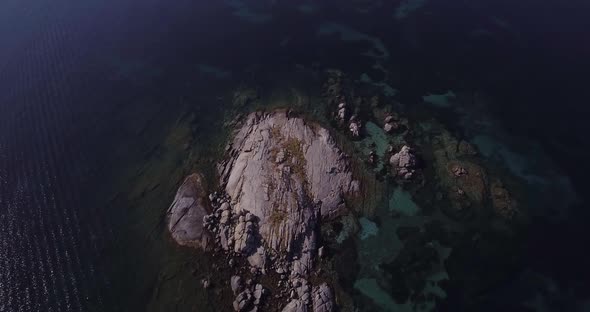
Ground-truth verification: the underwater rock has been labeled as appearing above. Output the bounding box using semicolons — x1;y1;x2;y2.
448;161;487;204
323;70;344;99
440;160;488;219
381;232;441;303
433;131;492;220
233;86;259;109
490;180;519;219
438;131;478;158
458;140;478;156
167;174;212;249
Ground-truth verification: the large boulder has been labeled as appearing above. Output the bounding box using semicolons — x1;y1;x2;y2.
282;299;308;312
167;174;212;249
218;111;358;274
312;283;335;312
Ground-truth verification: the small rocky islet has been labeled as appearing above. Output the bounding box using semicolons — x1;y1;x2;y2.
165;70;525;312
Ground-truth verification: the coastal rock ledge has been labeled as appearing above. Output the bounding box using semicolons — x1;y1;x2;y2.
169;110;360;311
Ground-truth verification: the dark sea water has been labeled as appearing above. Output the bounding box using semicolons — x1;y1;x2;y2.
1;1;589;311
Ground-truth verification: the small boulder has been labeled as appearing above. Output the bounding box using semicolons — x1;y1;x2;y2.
389;146;417;179
349;121;361;137
233;289;253;312
231;275;243;295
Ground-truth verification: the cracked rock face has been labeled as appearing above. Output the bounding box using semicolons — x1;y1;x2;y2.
312;283;334;312
167;174;212;249
218;111;358;274
282;299;308;312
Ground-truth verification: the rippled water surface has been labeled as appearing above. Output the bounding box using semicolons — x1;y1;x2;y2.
1;0;589;311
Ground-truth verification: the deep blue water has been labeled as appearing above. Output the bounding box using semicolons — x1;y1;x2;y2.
1;1;589;311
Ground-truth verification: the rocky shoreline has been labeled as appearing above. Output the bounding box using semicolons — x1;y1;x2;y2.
168;110;367;311
165;71;526;311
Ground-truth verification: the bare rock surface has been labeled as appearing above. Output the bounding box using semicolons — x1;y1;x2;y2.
312;283;335;312
390;145;417;179
231;275;243;295
167;174;212;249
282;299;308;312
218;111;357;273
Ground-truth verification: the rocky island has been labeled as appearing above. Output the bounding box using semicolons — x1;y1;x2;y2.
164;71;526;312
168;110;368;311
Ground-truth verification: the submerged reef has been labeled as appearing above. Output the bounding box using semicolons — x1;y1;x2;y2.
165;70;528;311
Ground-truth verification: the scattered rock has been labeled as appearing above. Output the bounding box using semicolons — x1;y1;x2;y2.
231;275;243;295
233;289;253;312
349;116;361;137
389;146;417;179
282;299;308;312
383;115;399;134
348;180;361;195
253;284;267;305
